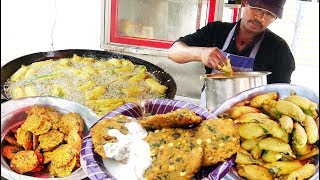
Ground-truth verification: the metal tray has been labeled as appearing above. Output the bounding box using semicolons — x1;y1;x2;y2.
211;83;319;180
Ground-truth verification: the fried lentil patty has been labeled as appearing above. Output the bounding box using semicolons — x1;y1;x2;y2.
140;108;202;130
195;118;240;166
144;128;203;180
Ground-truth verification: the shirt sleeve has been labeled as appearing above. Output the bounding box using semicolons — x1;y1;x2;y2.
267;40;295;84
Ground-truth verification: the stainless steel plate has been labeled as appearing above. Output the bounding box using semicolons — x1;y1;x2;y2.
1;96;100;180
211;83;319;180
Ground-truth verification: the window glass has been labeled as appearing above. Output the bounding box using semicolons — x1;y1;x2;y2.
117;0;209;41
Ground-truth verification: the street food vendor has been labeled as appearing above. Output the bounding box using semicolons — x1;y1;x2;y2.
168;0;295;84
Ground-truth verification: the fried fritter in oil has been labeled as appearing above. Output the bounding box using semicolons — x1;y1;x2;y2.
10;150;39;174
16;127;33;150
58;112;84;135
140;108;202;129
144;128;203;180
195;118;240;166
38;130;64;151
90;115;130;158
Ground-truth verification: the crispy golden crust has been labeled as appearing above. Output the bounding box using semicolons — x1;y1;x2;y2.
51;144;76;167
2;145;23;160
21;114;42;131
16;127;33;150
90;115;130;159
66;130;82;153
195;118;240;166
47;109;62;130
4;135;19;146
144;128;203;180
10;150;39;174
140;108;202;129
43;152;53;164
32;134;39;150
38;130;64;151
48;155;77;177
58;112;84;134
31;118;52;135
3;105;84;178
26;105;61;130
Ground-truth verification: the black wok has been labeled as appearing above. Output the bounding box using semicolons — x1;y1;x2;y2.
1;49;177;100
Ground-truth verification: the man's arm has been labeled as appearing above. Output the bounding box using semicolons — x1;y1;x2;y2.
168;41;227;69
168;41;204;63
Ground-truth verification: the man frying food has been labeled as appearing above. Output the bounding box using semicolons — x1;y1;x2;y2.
168;0;295;84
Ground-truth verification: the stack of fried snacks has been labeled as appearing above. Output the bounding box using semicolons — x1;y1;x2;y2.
91;108;240;180
220;92;319;180
2;105;84;177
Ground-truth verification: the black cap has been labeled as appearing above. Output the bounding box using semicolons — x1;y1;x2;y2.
248;0;286;18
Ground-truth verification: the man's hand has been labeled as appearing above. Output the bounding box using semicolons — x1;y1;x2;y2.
200;47;227;69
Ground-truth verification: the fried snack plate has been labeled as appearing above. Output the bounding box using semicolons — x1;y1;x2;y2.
80;98;237;180
211;83;319;180
1;96;100;180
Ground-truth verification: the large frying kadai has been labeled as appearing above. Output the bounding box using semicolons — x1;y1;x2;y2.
1;49;177;100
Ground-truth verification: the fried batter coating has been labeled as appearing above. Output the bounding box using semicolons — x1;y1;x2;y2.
58;112;84;135
140;108;202;129
48;155;77;177
32;134;39;150
66;130;82;153
195;118;240;166
3;105;84;178
4;135;19;146
144;128;203;180
43;151;53;164
10;150;39;174
31;118;52;135
2;145;23;160
21;114;42;132
26;105;61;129
16;127;33;150
51;144;76;167
38;130;64;151
90;115;130;158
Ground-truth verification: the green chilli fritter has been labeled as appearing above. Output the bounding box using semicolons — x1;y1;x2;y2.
195;118;240;166
140;108;202;129
144;128;203;180
90;115;130;158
